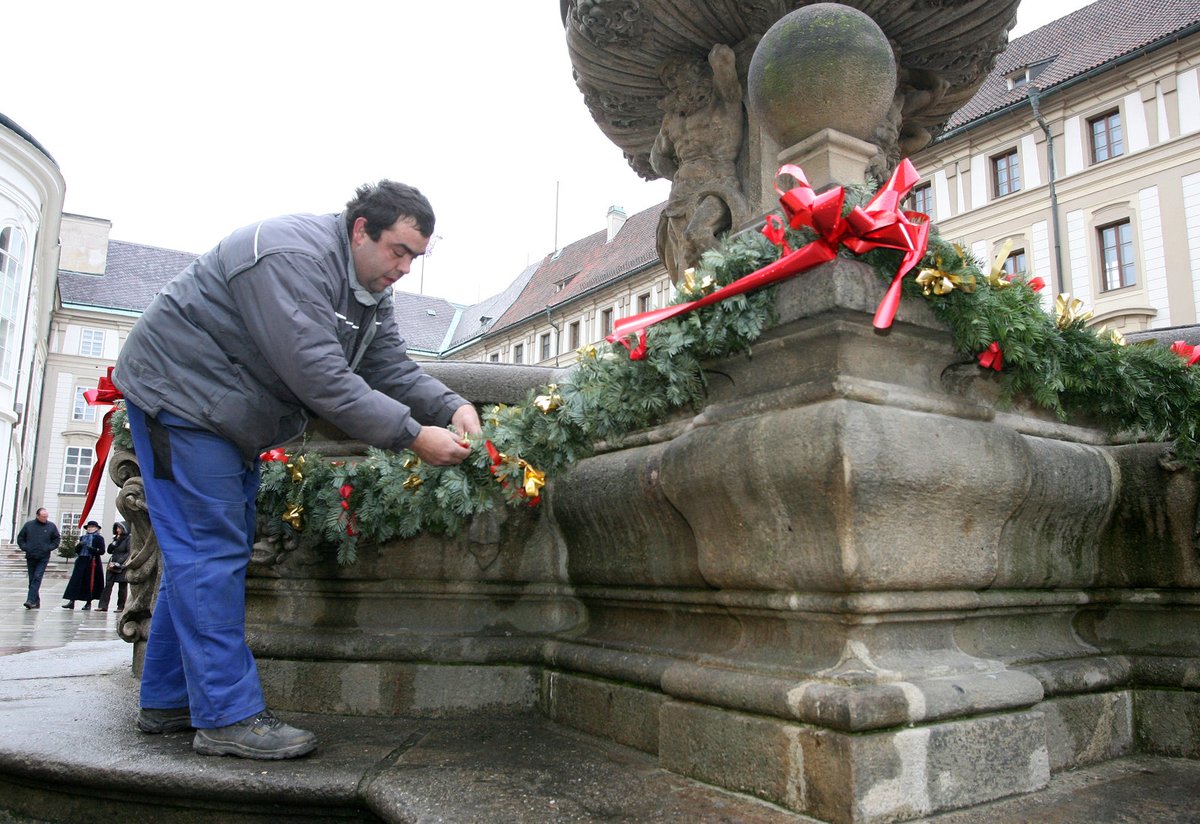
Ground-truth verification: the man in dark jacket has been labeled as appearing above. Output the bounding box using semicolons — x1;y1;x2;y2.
112;181;481;761
16;508;60;609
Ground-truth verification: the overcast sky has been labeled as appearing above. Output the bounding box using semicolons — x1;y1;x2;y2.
5;1;1090;304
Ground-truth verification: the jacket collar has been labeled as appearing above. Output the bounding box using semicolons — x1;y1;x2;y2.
340;214;392;308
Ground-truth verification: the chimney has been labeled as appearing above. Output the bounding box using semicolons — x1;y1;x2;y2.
606;205;627;242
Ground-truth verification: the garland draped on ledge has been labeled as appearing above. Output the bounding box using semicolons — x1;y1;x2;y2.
94;162;1200;564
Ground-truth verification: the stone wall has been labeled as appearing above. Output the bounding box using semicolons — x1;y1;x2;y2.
239;259;1200;823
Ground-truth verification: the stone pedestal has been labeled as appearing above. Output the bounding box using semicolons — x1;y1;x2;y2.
778;128;879;192
232;259;1200;823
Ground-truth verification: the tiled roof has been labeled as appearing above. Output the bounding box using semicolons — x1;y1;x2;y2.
491;202;664;331
53;236;524;356
55;206;664;354
942;0;1200;134
447;262;538;350
391;291;460;353
58;240;196;311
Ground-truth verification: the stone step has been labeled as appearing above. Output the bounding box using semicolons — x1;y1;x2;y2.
0;643;808;824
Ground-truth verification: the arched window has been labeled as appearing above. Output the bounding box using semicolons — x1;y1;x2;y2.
0;226;27;381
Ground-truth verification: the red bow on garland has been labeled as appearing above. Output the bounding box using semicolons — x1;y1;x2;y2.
78;367;124;528
978;341;1004;371
605;160;930;359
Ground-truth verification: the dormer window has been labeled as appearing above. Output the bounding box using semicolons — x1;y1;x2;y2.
1005;58;1053;91
555;273;578;293
1006;68;1032;90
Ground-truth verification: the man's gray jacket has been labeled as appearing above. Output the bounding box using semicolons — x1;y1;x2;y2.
113;212;468;460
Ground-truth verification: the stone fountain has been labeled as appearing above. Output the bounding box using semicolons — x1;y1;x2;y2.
563;0;1018;275
99;4;1200;823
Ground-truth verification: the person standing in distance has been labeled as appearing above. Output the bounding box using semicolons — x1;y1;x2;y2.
112;181;482;760
16;508;59;609
61;519;105;609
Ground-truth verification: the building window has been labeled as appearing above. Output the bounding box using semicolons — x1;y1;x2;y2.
1002;249;1027;278
62;447;94;495
1089;110;1123;164
540;333;551;361
1099;220;1136;291
601;308;613;337
512;343;524;364
72;386;97;423
910;183;934;219
59;512;81;546
79;328;105;357
488;353;499;363
638;293;651;314
0;226;26;381
992;149;1021;197
569;321;580;350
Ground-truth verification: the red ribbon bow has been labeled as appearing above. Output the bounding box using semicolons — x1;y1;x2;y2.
1171;341;1200;366
978;341;1004;371
259;448;288;462
78;367;124;528
605;160;929;359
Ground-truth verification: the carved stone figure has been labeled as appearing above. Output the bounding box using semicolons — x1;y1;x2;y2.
561;0;1020;216
108;446;160;671
650;44;750;282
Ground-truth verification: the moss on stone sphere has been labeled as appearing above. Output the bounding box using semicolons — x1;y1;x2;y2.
747;3;897;147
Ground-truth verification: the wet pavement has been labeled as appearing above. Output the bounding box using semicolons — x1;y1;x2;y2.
0;548;120;656
2;548;1200;822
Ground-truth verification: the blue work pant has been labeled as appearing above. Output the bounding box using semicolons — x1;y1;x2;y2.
24;554;49;606
125;402;265;729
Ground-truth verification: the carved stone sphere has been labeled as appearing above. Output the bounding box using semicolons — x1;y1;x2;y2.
747;3;898;148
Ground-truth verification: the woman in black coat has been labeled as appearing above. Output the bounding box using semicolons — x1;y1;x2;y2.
62;520;105;610
97;522;130;612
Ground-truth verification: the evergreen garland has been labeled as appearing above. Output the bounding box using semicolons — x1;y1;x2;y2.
106;183;1200;564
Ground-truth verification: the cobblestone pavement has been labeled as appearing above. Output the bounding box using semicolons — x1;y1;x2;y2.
0;548;121;656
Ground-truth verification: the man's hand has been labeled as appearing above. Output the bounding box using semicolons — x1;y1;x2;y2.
410;425;472;466
451;404;483;436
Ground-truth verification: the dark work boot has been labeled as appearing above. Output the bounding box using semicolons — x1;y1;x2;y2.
137;707;194;734
192;710;316;760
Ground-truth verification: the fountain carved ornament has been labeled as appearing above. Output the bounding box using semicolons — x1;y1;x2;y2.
560;0;1020;280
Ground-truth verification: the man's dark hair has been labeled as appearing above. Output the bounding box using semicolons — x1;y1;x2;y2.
345;180;435;240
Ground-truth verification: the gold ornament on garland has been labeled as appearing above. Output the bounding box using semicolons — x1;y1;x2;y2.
680;267;716;297
534;385;563;413
916;257;975;296
287;454;307;483
521;461;546;499
402;454;420;470
403;475;423;491
1098;326;1128;346
985;239;1015;289
282;503;304;530
1055;293;1094;329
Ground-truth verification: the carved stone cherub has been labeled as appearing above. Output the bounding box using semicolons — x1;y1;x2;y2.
650;43;750;282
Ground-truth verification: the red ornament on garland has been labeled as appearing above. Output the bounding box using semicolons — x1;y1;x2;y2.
978;341;1004;371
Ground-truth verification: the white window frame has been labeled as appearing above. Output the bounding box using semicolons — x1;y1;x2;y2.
0;226;26;381
72;386;97;423
79;328;105;357
61;446;94;495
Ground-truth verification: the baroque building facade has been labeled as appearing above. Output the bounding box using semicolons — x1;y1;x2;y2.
0;114;64;542
908;0;1200;333
30;215;193;543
